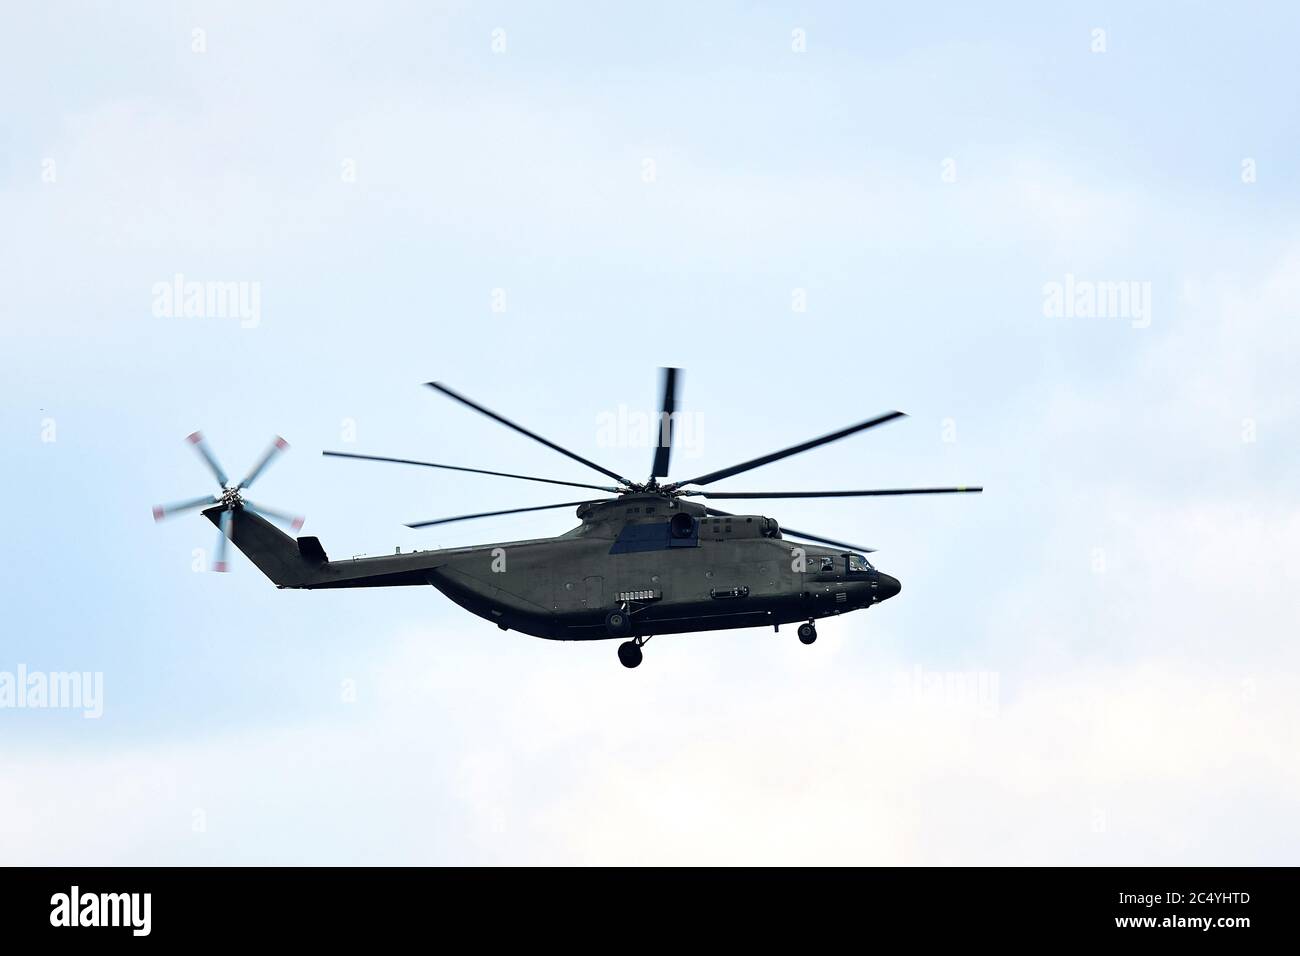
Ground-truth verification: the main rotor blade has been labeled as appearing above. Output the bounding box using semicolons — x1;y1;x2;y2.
322;450;619;493
650;366;680;479
238;436;289;490
426;382;633;487
243;499;305;533
152;494;218;522
213;508;231;572
406;499;611;530
705;507;874;554
700;486;983;499
779;527;876;554
186;431;228;486
674;411;906;488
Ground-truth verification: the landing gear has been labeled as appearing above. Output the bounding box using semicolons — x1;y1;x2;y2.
605;608;631;637
617;640;643;669
798;621;817;645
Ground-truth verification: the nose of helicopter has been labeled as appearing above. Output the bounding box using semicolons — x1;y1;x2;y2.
876;573;902;601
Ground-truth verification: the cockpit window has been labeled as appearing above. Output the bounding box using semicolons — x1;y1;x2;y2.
848;553;874;573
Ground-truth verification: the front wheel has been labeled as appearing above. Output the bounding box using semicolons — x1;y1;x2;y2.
797;622;817;645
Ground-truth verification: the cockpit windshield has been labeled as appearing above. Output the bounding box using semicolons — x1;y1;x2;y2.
848;553;874;573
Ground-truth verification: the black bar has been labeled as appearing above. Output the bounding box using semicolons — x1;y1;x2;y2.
0;866;1292;943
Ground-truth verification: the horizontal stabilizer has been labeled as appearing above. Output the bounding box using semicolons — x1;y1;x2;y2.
297;536;329;564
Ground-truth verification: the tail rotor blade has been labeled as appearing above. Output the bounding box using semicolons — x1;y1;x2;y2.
186;431;229;486
243;499;305;533
213;508;231;572
238;436;289;490
152;494;217;522
650;367;680;479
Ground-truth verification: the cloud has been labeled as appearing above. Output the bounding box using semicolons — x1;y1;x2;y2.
1;632;1294;864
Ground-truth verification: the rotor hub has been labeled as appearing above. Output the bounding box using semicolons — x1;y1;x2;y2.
618;480;685;498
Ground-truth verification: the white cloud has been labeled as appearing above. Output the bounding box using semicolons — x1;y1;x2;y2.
2;625;1294;864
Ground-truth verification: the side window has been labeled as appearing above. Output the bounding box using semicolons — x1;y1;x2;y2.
815;556;835;573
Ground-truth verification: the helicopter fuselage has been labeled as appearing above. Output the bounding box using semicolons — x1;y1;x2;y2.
427;532;896;640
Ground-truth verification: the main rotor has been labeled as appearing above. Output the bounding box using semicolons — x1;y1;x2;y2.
322;368;982;552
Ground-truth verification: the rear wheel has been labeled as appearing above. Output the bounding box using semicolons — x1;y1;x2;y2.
617;640;643;668
798;622;817;645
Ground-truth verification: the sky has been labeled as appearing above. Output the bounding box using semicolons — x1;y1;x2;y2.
1;1;1297;864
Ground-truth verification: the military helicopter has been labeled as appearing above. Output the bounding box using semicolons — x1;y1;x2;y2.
153;369;981;667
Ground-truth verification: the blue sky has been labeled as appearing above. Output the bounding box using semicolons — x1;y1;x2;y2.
1;1;1297;863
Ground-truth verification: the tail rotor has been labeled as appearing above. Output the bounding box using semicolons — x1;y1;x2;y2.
153;432;304;574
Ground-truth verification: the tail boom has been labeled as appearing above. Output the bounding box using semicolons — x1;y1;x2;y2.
202;506;442;588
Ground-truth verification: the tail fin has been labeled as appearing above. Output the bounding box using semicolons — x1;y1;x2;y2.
203;506;324;587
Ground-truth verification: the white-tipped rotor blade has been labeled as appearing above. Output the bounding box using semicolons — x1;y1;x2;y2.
213;508;232;572
238;436;289;490
152;495;217;522
243;500;304;533
186;431;229;486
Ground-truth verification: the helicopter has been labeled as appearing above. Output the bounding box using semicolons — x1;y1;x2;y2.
153;369;981;668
